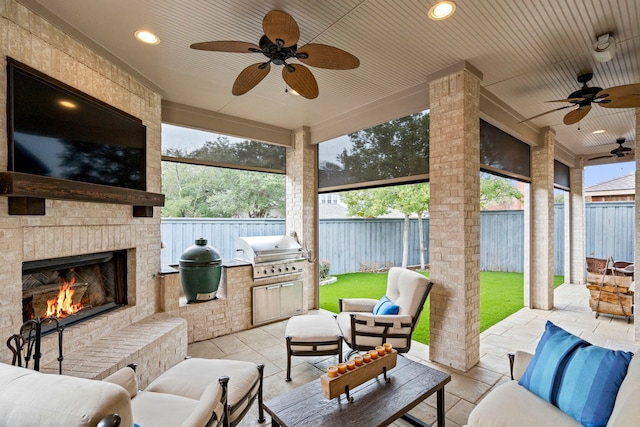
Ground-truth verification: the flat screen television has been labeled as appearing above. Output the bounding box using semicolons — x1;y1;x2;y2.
6;58;147;191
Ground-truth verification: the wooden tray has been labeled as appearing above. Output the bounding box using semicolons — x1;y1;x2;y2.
320;350;397;400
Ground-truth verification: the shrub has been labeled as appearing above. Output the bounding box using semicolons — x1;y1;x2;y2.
319;259;331;280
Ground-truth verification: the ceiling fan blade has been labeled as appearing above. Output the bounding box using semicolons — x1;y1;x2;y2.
563;105;591;125
190;41;260;53
232;62;271;96
596;84;640;108
518;104;576;123
588;155;614;161
282;63;318;99
296;44;360;70
545;98;584;103
263;10;299;47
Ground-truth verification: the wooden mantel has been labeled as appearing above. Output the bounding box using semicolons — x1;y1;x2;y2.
0;172;165;217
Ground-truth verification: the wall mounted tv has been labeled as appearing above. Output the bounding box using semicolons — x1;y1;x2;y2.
6;58;147;191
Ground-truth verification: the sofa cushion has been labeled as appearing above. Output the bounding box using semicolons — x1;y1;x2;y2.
0;363;134;427
556;344;632;427
518;321;587;403
466;381;582;427
373;295;400;315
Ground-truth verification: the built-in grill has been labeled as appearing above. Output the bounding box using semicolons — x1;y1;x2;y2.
235;235;306;280
236;235;307;325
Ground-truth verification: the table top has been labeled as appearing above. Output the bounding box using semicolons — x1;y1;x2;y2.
264;355;451;427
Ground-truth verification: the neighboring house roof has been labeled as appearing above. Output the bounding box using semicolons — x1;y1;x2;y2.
585;172;635;196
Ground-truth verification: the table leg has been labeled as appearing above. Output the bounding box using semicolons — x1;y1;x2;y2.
437;387;445;427
271;419;280;427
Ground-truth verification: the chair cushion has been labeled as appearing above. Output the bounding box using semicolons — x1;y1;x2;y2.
131;390;201;427
373;295;400;315
286;314;342;351
386;267;429;317
519;321;632;427
608;353;640;426
145;358;259;423
467;381;582;427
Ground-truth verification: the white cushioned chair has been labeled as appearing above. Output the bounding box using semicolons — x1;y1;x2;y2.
336;267;432;354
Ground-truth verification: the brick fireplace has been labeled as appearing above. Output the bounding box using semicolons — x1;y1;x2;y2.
0;1;186;385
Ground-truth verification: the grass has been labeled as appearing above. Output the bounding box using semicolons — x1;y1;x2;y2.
319;271;565;345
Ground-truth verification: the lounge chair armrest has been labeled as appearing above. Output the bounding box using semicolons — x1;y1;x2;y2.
509;350;533;381
340;298;378;312
103;365;138;398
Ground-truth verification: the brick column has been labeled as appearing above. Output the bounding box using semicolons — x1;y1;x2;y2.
569;163;585;284
286;126;318;310
428;62;482;371
530;127;555;309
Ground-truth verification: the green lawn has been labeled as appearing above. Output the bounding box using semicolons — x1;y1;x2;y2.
319;271;564;345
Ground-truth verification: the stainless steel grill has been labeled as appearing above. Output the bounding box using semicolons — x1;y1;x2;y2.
235;235;305;280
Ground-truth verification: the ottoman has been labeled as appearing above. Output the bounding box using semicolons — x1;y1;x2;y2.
285;314;343;381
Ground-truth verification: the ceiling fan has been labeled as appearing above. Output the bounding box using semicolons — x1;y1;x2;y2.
520;72;640;125
190;10;360;99
588;138;634;161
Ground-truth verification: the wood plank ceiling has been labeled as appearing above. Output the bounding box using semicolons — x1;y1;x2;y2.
16;0;640;165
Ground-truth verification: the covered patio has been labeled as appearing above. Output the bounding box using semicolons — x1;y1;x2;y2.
188;283;638;426
2;0;639;387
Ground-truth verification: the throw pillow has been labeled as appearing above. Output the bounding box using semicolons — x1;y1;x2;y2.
556;344;632;427
519;321;634;427
518;321;587;403
373;295;400;315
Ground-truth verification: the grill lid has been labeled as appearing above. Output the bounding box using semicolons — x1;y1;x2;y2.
235;235;303;264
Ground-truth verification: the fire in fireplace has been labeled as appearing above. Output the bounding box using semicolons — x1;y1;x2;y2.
22;251;128;329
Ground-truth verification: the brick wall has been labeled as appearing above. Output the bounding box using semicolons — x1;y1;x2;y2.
0;0;165;367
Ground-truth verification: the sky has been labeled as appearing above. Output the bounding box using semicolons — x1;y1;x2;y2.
584;162;635;187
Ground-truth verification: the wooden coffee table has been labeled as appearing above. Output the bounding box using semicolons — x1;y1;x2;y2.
264;355;451;427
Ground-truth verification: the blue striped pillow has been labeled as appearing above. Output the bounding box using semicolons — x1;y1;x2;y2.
518;321;587;402
519;321;633;427
556;345;632;427
373;296;399;315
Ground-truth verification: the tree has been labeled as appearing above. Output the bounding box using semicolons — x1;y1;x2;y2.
338;112;429;183
342;183;430;269
161;161;285;218
479;173;523;209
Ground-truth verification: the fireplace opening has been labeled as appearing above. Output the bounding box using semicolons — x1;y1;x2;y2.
22;250;128;331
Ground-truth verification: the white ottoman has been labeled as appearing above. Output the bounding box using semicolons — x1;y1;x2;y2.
285;314;343;381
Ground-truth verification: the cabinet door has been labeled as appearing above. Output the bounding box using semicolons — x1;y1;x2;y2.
253;284;281;324
279;280;303;317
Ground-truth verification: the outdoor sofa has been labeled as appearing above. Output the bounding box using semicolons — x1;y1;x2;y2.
465;321;639;427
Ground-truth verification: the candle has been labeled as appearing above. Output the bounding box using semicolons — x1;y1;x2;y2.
327;366;338;377
376;345;385;356
354;355;363;366
369;349;379;359
363;353;372;363
383;342;393;353
337;363;348;374
347;361;356;370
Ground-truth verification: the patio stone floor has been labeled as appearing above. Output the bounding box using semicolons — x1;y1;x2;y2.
187;283;638;426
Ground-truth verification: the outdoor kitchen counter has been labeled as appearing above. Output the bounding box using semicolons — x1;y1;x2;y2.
158;260;302;343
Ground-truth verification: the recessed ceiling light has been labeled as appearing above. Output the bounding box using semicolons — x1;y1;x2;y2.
429;1;456;20
592;129;607;134
134;30;160;45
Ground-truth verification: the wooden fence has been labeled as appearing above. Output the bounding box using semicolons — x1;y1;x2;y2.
161;202;635;275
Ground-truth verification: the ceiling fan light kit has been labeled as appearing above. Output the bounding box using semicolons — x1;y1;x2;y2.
190;10;360;99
